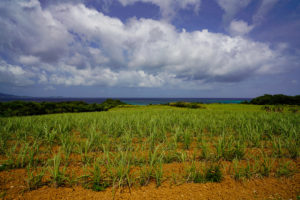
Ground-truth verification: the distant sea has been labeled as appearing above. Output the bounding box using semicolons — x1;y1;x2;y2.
0;97;252;105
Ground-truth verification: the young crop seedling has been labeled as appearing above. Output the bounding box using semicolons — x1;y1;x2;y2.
26;165;45;190
0;103;299;198
154;158;163;187
48;153;68;187
90;159;110;191
259;152;274;177
276;161;296;177
185;161;205;183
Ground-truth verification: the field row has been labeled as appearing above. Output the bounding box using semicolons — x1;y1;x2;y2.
0;105;299;194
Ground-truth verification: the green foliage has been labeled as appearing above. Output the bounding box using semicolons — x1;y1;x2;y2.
205;164;222;182
233;159;243;180
261;105;284;112
3;142;40;170
0;164;7;171
183;130;192;150
199;140;210;160
26;166;45;190
288;106;299;113
0;99;126;117
90;159;109;191
250;94;300;105
48;153;68;187
0;137;6;155
105;147;134;189
272;137;284;158
154;159;163;187
232;159;253;180
168;101;205;109
185;161;205;183
276;161;296;177
259;153;274;177
0;104;299;191
284;137;299;159
215;136;245;161
139;166;152;186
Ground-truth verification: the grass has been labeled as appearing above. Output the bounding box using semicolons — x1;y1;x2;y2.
0;104;299;192
232;159;254;180
154;158;163;187
259;152;275;177
276;161;296;177
26;165;45;190
90;158;109;191
48;153;68;187
185;161;205;183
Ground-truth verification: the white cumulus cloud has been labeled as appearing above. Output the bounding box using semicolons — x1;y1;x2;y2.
0;1;290;89
0;0;72;64
229;20;254;36
0;60;35;86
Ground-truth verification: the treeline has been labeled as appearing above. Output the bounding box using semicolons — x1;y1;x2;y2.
244;94;300;105
168;101;205;109
0;99;126;117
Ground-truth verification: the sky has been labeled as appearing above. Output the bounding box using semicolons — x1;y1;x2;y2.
0;0;299;98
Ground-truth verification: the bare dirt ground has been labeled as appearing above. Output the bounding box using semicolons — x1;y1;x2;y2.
1;168;299;200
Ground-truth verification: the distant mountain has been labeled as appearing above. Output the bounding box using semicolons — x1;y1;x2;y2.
0;93;29;99
0;93;18;98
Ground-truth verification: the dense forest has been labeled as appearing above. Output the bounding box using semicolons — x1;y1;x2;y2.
0;99;126;117
246;94;300;105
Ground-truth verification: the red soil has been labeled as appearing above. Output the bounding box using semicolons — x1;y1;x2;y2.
1;167;299;200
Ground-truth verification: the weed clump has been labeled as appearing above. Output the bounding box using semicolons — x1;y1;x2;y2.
205;164;223;182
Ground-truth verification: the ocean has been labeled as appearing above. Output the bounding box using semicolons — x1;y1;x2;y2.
0;97;251;105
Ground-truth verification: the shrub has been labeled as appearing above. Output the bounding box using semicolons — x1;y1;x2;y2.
168;102;205;109
0;99;126;117
205;164;222;182
250;94;300;105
